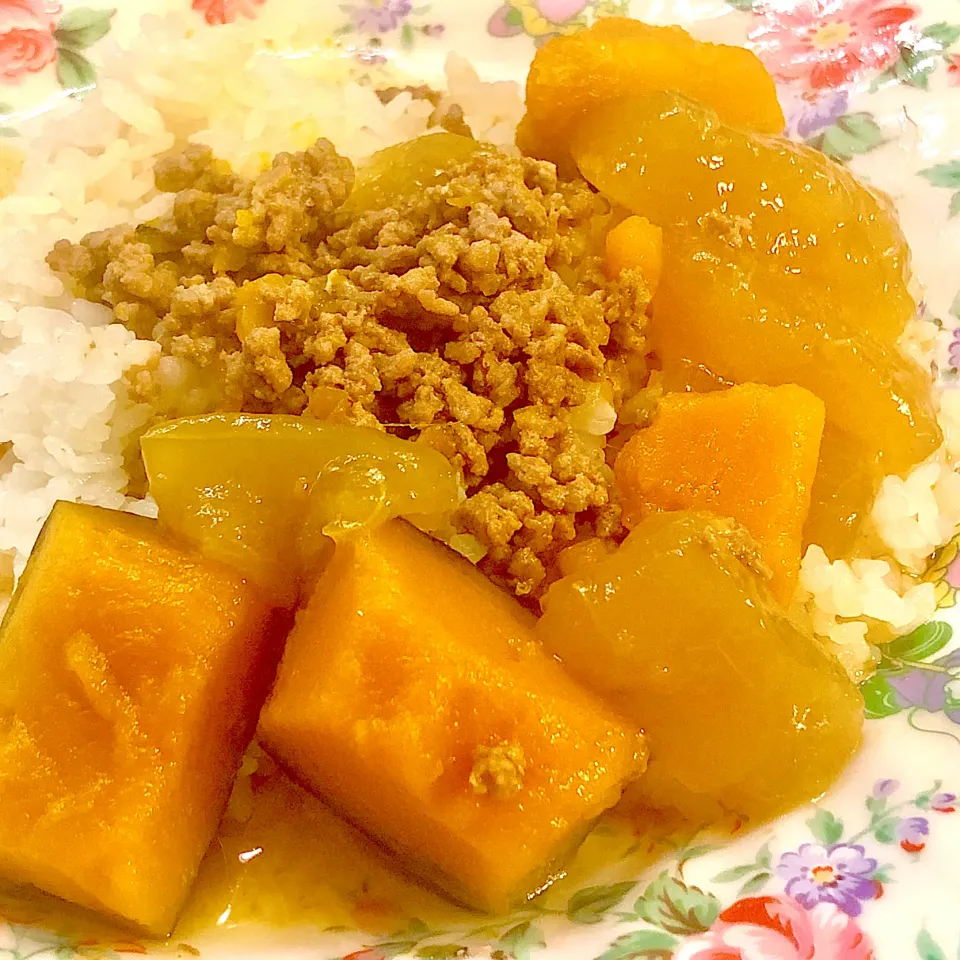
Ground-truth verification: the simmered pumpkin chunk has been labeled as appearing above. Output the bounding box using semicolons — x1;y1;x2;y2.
0;502;283;935
614;383;825;600
536;511;863;821
517;19;784;170
804;423;881;558
142;414;462;605
572;91;941;551
258;519;647;912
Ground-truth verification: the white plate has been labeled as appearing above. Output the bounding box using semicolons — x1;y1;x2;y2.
2;1;960;957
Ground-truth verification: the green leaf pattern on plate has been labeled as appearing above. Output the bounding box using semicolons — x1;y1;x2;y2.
806;809;845;846
591;929;677;960
495;921;546;960
51;7;115;93
566;882;637;926
917;927;949;960
629;872;720;936
54;8;115;51
806;111;885;161
921;161;960;219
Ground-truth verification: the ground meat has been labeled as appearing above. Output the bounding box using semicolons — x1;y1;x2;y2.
376;84;474;138
469;742;526;799
47;136;654;602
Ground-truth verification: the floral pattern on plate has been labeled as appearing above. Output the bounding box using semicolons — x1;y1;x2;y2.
0;2;113;89
334;1;447;57
486;1;629;44
192;0;265;26
0;0;959;958
328;779;954;959
745;0;920;90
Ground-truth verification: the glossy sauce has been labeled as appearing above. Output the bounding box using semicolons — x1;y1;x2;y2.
572;90;941;557
178;751;692;940
0;749;699;947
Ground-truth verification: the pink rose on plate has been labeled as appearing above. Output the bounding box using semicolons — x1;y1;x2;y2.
673;895;874;960
0;0;62;83
749;0;918;90
192;0;265;26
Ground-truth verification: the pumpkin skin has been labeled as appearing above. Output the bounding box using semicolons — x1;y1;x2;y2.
259;519;647;913
0;501;285;935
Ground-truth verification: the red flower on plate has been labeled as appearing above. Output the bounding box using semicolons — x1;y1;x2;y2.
672;895;874;959
192;0;265;26
749;0;918;90
0;0;61;83
948;54;960;85
931;791;957;812
896;816;929;853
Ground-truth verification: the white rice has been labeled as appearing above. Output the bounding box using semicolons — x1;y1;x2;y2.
0;301;158;579
0;10;519;596
0;8;957;675
797;393;960;673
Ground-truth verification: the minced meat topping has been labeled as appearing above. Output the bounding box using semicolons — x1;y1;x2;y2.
47;136;653;601
469;742;526;799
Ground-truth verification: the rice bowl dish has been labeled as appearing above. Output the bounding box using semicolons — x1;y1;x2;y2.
0;2;957;958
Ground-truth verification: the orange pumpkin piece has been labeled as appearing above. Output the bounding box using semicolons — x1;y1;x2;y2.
605;215;663;294
614;383;825;601
573;91;941;553
0;501;283;935
536;510;863;822
516;19;784;170
258;519;647;913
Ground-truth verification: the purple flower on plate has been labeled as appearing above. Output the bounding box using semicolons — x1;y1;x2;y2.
897;816;930;852
888;649;960;723
776;843;879;916
931;792;957;813
779;84;849;139
949;329;960;370
872;779;900;798
343;0;413;34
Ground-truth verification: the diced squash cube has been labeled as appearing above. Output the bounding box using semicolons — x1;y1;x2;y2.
0;502;283;934
258;520;647;912
614;383;825;600
536;511;863;822
516;19;784;170
605;215;663;294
